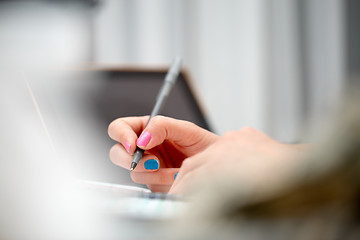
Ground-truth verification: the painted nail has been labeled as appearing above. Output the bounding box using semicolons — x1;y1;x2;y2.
174;173;178;180
136;131;151;147
124;141;130;153
144;159;159;170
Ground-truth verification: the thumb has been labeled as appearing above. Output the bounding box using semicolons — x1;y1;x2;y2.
136;116;217;153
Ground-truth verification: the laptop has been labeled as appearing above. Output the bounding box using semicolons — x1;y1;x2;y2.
27;67;211;186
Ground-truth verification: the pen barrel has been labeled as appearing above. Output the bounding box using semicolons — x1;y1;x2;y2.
132;148;145;165
131;57;182;170
149;57;182;121
151;82;172;118
165;56;182;83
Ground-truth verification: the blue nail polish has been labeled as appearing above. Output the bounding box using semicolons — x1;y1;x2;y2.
144;159;159;170
174;173;178;180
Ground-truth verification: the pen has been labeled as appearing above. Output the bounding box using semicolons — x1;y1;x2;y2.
130;57;182;171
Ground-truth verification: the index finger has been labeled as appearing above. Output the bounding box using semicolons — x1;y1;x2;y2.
108;116;149;154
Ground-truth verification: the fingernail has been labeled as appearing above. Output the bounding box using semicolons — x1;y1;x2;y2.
144;159;159;170
124;141;130;153
136;131;151;147
174;173;178;180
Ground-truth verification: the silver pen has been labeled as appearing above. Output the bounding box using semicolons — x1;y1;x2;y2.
130;57;182;171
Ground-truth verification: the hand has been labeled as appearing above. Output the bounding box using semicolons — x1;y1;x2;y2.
108;116;219;192
169;127;309;194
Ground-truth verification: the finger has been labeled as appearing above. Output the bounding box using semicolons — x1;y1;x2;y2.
130;168;179;185
169;156;212;195
177;155;204;176
136;116;218;153
169;167;205;195
171;151;210;185
108;116;150;154
109;144;160;172
146;184;171;193
168;166;186;194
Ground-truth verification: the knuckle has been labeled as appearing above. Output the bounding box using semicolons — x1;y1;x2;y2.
180;158;192;171
184;120;198;130
108;118;126;137
151;115;168;128
222;130;237;138
238;126;256;134
107;119;118;136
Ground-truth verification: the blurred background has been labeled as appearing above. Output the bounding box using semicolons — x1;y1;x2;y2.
92;0;359;143
0;0;359;239
1;0;359;142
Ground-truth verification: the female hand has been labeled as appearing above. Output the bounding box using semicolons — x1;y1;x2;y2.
108;116;219;192
170;127;309;194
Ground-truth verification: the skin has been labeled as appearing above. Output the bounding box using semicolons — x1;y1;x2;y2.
108;116;218;193
108;116;308;194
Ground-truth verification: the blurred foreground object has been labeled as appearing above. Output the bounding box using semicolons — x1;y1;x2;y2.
175;86;360;240
0;1;109;239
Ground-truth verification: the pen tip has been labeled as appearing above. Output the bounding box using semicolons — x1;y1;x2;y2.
130;162;137;171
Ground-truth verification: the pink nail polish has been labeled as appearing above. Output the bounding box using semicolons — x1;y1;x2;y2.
136;131;151;147
124;141;130;153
